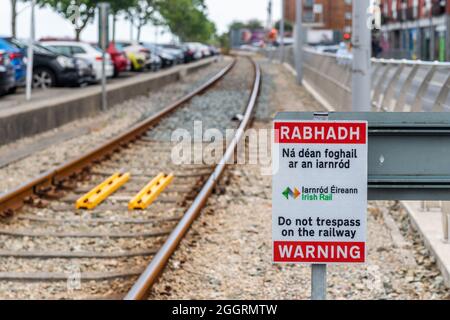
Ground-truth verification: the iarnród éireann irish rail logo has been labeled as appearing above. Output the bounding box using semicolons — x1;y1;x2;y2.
282;187;301;200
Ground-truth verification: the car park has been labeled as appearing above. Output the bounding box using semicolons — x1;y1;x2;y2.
40;41;114;82
0;50;15;95
0;37;26;91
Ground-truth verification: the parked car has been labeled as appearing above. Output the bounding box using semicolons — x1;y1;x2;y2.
160;44;185;65
149;53;162;71
0;37;26;91
40;41;114;82
0;50;15;95
10;39;91;88
208;45;220;56
199;44;212;57
106;42;130;77
141;43;175;68
179;43;196;63
314;44;340;54
115;41;150;71
184;42;203;61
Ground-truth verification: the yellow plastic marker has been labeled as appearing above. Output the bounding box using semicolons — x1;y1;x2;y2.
76;172;130;210
128;173;174;210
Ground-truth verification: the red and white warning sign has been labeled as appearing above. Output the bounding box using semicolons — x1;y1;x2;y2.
272;120;368;264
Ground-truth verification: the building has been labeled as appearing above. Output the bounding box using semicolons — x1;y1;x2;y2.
284;0;353;43
379;0;450;61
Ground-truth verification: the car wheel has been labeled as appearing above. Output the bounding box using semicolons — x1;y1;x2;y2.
33;68;55;89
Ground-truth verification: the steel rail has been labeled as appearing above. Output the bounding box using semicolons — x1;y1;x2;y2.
0;59;236;216
124;57;261;300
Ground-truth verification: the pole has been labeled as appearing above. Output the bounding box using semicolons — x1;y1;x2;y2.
429;4;434;61
280;0;285;63
311;264;327;300
352;0;372;111
446;11;450;61
267;0;273;30
99;3;109;111
310;111;329;301
294;0;303;84
129;15;134;42
25;0;35;101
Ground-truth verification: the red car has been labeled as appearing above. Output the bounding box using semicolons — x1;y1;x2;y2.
107;42;130;77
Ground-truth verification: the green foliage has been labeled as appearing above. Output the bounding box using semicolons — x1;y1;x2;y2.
158;0;216;43
110;0;137;14
218;32;230;53
274;19;293;33
229;19;263;31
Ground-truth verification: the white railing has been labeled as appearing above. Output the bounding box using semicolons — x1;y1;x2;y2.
263;46;450;113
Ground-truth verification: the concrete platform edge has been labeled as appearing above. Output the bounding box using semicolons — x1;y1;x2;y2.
0;57;218;146
401;201;450;288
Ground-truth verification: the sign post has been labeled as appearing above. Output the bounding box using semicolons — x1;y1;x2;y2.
25;0;36;101
98;2;109;111
272;112;368;300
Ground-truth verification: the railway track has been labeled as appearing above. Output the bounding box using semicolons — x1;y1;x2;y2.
0;56;261;299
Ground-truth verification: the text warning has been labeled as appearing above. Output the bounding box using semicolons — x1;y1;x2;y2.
272;120;368;264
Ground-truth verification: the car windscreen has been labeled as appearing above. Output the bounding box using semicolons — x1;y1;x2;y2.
33;43;57;55
115;43;125;51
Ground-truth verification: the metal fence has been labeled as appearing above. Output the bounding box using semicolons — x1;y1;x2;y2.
263;46;450;113
262;46;450;242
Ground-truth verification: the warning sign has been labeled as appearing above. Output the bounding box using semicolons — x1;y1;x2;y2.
272;119;368;264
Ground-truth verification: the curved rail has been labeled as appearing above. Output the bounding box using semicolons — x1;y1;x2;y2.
0;59;236;216
124;57;261;300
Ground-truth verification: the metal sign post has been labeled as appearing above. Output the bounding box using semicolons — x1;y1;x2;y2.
294;0;303;85
25;0;36;101
352;0;371;111
310;111;328;300
311;264;327;300
98;2;109;111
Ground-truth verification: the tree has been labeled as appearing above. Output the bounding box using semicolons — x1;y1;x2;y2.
110;0;137;42
128;0;159;42
229;19;263;31
274;19;293;33
245;19;263;30
228;21;245;31
37;0;99;41
159;0;216;43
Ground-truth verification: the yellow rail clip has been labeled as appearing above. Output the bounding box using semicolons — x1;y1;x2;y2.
128;173;174;210
76;172;130;210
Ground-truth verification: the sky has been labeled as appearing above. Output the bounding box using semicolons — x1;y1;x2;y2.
0;0;281;42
